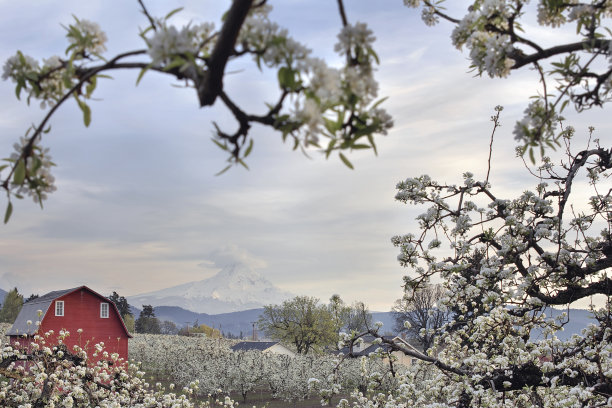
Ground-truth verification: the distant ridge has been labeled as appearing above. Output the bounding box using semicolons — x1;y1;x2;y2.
129;305;596;341
155;306;264;337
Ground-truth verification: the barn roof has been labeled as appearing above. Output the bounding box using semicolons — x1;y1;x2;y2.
6;286;132;338
6;287;78;336
231;341;279;352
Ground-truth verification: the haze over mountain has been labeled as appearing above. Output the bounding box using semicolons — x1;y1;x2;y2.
128;262;293;314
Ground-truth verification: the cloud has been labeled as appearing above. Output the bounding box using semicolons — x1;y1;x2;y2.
0;273;25;293
204;245;268;270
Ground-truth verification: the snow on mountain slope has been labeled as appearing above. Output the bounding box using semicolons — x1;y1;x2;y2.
128;263;293;314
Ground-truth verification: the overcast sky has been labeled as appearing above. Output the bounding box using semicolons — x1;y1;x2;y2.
1;1;610;311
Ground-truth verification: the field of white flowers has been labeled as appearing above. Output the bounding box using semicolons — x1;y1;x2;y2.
5;320;609;407
129;333;412;406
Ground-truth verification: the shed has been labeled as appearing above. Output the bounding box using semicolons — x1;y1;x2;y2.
231;341;295;356
7;286;132;364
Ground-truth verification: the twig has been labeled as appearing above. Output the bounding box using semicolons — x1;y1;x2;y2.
137;0;157;31
484;108;501;185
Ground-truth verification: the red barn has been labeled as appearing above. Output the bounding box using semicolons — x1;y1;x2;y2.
7;286;132;364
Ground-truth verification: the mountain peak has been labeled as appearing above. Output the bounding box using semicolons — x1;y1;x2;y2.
128;264;292;314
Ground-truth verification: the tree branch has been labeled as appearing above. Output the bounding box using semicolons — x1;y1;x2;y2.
510;39;609;70
197;0;254;106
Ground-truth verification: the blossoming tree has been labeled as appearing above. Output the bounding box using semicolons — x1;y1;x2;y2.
320;2;612;405
0;329;217;407
331;113;612;407
405;0;612;158
1;0;392;222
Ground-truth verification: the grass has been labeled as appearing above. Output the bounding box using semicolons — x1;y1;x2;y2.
143;371;344;407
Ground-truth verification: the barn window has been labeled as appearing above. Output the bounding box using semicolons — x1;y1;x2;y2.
100;302;109;318
55;301;64;316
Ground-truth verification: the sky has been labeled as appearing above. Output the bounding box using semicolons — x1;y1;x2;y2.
0;1;610;312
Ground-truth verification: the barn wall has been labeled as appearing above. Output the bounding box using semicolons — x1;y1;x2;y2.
39;288;129;364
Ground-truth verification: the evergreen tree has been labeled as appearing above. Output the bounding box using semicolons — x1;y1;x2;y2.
135;305;160;334
0;288;23;323
108;291;132;317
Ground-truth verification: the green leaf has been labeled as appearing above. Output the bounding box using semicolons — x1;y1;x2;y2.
85;76;97;97
63;73;73;89
0;164;8;172
367;134;378;156
65;42;77;56
277;67;296;90
31;156;42;173
164;7;184;20
215;164;232;177
140;26;154;37
325;139;337;159
367;46;380;65
4;202;13;224
371;96;388;109
560;99;569;113
75;97;92;127
528;147;536;164
25;72;39;82
277;67;290;88
336;109;345;128
350;144;371;150
15;79;25;100
237;158;249;170
163;57;186;72
324;117;340;134
211;138;229;152
339;153;354;169
353;124;379;138
136;63;153;86
13;159;26;185
243;139;254;158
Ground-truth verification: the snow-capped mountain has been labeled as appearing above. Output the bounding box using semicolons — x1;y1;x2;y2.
128;263;293;314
